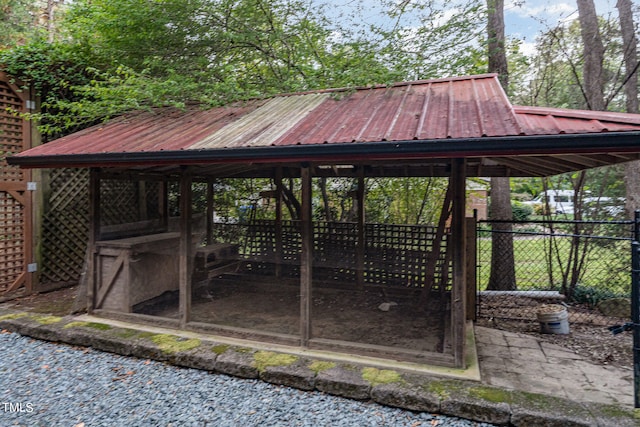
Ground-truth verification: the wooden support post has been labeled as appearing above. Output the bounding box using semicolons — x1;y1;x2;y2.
300;165;312;346
356;168;365;289
179;170;193;328
87;168;101;313
275;167;284;277
206;178;214;245
466;216;477;321
451;158;467;368
159;180;169;231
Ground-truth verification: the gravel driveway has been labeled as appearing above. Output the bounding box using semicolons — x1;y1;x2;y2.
0;332;495;426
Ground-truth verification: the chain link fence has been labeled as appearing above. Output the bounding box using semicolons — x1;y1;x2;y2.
477;218;635;325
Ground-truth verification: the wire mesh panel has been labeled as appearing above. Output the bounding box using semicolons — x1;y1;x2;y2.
230;219;452;291
477;219;634;325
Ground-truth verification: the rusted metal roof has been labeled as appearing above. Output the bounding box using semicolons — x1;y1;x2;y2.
8;74;640;177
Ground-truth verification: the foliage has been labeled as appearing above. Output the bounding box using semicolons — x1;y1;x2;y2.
0;0;42;48
1;0;495;138
0;41;99;139
572;284;628;308
365;178;449;225
513;16;632;112
511;201;532;221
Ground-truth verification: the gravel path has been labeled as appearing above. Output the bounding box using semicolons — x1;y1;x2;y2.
0;332;495;427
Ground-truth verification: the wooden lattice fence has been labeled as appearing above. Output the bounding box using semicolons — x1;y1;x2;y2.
40;168;89;285
234;219;452;291
0;72;32;293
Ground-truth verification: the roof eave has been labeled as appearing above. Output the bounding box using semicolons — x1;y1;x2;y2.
8;131;640;170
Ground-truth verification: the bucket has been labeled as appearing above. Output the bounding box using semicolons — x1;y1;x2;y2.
536;304;570;334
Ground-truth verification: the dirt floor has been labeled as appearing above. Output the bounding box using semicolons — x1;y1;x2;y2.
0;284;632;369
147;278;449;353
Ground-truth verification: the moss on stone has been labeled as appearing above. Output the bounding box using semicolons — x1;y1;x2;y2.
309;360;336;374
426;380;464;399
113;328;140;339
0;313;27;321
233;347;253;354
361;367;402;386
510;390;564;409
31;315;63;325
253;351;298;373
595;404;636;419
211;344;230;355
150;334;201;354
468;386;512;403
63;321;112;331
136;331;157;340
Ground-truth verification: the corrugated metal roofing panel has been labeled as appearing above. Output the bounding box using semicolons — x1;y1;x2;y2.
191;93;329;149
10;74;640;166
514;106;640;135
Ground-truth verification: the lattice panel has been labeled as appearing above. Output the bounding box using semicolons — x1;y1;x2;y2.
0;191;25;289
40;169;89;284
0;80;25;183
238;219;452;291
100;180;162;226
101;180;139;226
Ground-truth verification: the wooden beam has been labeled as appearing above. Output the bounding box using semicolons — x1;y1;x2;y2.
206;178;214;245
87;168;101;313
179;169;193;328
300;165;312;346
275;167;284;278
356;168;365;289
4;272;26;294
451;158;467;368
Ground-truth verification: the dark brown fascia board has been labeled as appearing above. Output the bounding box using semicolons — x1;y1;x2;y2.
7;132;640;170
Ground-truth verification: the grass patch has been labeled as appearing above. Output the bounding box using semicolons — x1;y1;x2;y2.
308;360;336;374
63;321;111;331
150;334;201;354
361;367;402;386
0;313;27;321
253;351;298;372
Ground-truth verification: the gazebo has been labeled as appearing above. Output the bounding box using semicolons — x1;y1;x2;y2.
9;74;640;368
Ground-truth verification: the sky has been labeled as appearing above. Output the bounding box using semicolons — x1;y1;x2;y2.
504;0;622;56
319;0;626;58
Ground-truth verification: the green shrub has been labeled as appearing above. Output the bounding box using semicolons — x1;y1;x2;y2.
571;285;625;307
511;201;533;221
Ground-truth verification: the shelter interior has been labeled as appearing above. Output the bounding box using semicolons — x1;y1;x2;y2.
90;158;471;367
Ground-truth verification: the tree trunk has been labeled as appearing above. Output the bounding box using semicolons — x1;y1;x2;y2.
487;0;509;89
486;0;516;290
616;0;640;217
577;0;606;111
487;177;516;290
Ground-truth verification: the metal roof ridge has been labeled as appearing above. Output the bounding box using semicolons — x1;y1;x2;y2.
260;74;501;100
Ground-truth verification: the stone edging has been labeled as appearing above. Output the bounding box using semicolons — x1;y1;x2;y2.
0;310;636;427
